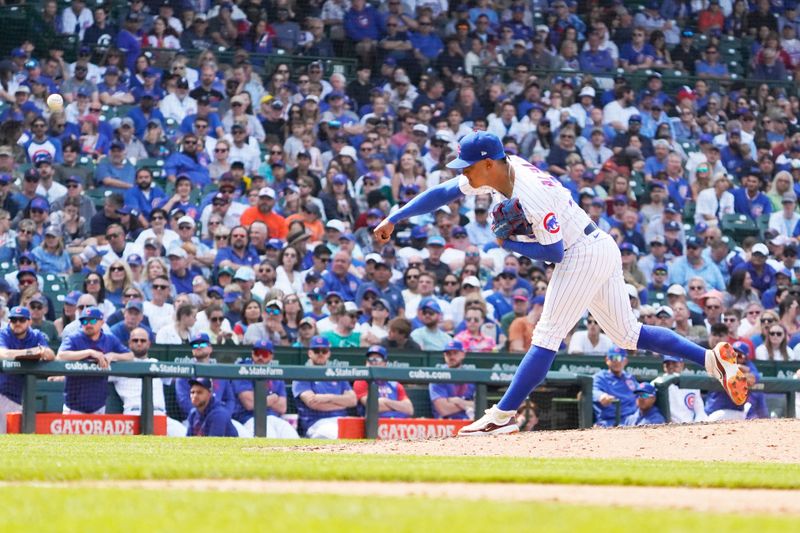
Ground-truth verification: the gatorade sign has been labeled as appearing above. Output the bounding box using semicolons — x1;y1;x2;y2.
6;413;167;435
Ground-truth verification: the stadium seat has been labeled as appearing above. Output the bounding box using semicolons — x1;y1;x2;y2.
720;213;759;243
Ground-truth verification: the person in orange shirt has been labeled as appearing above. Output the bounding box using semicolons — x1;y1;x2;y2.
240;187;288;240
286;202;325;242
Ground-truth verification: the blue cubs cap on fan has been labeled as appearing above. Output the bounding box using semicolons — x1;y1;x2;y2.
189;377;213;390
446;130;505;169
634;382;657;396
662;355;682;363
9;306;30;319
366;345;388;359
607;346;627;360
253;339;274;352
732;341;751;357
64;290;82;306
419;297;442;314
190;332;210;345
310;336;330;349
79;306;104;320
444;340;464;352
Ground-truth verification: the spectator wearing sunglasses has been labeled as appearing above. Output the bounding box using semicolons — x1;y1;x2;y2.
622;382;666;426
0;306;55;432
57;306;133;414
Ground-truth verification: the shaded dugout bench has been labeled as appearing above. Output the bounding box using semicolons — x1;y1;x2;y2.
1;360;594;437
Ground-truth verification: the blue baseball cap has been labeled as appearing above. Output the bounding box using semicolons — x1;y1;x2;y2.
664;220;681;231
124;300;143;312
79;306;104;320
427;235;446;247
30;197;49;211
653;263;668;273
619;242;639;255
207;286;224;298
607;346;627;360
310;335;330;349
662;355;682;363
410;226;428;240
16;267;37;280
634;382;657;396
9;306;30;319
732;341;751;357
127;253;143;266
64;290;82;306
686;236;705;248
446;130;505;169
190;332;210;345
223;291;242;304
188;377;213;390
33;152;52;166
444;339;464;352
366;345;388;359
19;251;37;264
419;296;442;314
266;238;284;250
253;339;274;352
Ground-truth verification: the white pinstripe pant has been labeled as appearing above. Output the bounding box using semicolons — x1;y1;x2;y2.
533;231;642;351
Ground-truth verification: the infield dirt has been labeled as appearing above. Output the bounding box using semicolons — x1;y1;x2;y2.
309;418;800;463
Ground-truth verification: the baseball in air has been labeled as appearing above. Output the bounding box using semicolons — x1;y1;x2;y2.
46;94;64;112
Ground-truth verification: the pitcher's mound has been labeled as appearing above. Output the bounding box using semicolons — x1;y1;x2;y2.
317;419;800;463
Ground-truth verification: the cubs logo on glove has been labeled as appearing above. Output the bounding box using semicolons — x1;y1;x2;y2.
491;198;533;239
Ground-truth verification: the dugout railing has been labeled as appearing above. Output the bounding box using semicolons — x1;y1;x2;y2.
0;360;594;437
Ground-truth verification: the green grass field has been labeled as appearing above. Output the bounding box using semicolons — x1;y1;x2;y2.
2;435;798;532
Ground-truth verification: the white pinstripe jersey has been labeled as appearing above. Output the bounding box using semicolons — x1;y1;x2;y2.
458;155;593;247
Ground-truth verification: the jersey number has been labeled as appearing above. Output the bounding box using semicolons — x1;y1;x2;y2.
520;161;559;187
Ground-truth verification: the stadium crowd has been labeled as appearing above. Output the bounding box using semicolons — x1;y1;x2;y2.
1;0;800;434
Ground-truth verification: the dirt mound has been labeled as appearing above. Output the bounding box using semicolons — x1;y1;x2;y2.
313;419;800;463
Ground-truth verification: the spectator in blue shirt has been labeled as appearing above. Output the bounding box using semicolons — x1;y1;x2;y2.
0;306;55;433
56;306;133;414
579;31;616;74
429;340;476;420
124;167;167;220
733;171;773;221
292;336;357;438
95;141;136;195
732;243;776;295
592;346;639;427
410;15;444;66
344;0;383;64
695;45;729;78
322;250;361;302
619;27;655;72
186;377;238;437
669;236;726;291
623;382;666;426
127;92;165;138
164;133;211;188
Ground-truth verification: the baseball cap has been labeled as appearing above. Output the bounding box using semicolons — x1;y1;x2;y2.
446;131;505;169
666;284;686;296
253;339;274;352
419;297;442;314
310;335;330;349
234;266;255;282
64;290;82;306
258;187;276;199
16;267;37;281
444;339;464;352
9;306;30;319
662;355;682;363
79;307;104;320
686;236;704;248
188;377;213;390
634;382;657;396
33;153;52;167
655;305;674;318
427;235;446;247
451;226;468;238
124;300;143;312
512;288;529;302
190;332;211;345
325;219;345;232
665;220;682;231
653;263;668;273
461;275;481;288
366;345;388;359
752;243;769;256
732;341;751;358
167;247;187;259
606;346;627;360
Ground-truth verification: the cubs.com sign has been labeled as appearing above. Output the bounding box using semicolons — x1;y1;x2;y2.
6;413;167;435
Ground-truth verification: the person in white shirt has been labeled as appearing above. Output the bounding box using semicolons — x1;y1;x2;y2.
159;77;197;123
134;208;180;253
694;174;735;226
61;0;94;40
768;190;800;238
567;314;614;355
110;327;186;436
581;128;614;169
142;275;175;336
155;303;198;345
655;355;708;423
602;86;638;132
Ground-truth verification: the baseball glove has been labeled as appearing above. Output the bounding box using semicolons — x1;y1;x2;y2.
491;198;533;239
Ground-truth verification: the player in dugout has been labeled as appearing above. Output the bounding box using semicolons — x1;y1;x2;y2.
373;130;750;436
